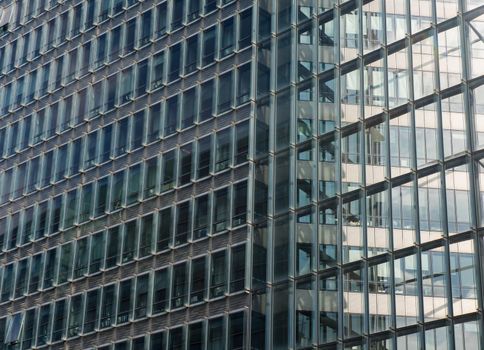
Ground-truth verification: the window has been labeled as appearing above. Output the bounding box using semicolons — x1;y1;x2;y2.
182;88;196;128
179;143;193;185
230;245;246;292
122;220;137;263
5;313;24;345
110;170;125;211
133;337;146;350
96;176;109;216
106;226;121;268
168;43;181;81
228;312;245;349
111;0;125;16
215;129;231;172
235;121;249;164
187;0;201;21
218;71;233;113
119;67;134;104
57;242;73;284
100;125;113;163
169;327;184;350
238;9;252;49
151;51;164;90
164;95;179;136
62;190;77;229
35;201;49;239
136;59;149;97
126;163;142;205
157;207;172;251
139;214;154;258
155;3;167;37
7;212;20;249
84;130;98;169
171;0;184;30
22;309;36;348
220;18;235;57
151;332;165;350
124;18;136;53
193;194;210;239
28;253;43;293
73;237;88;279
162;150;176;191
200;80;214;121
139;10;152;46
147;102;162;142
205;0;217;14
296;310;312;347
210;251;227;298
188;322;204;350
172;263;187;308
67;294;83;338
190;256;206;303
89;231;105;274
115;117;129;156
117;279;133;324
232;181;248;226
134;274;149;319
100;284;116;329
52;299;66;341
153;268;169;313
68;138;82;175
203;27;216;66
83;289;99;333
237;64;251;104
95;33;107;67
99;1;110;22
208;317;225;350
79;182;94;223
175;202;191;246
144;157;158;198
105;74;117;111
89;81;104;118
213;188;229;232
15;258;29;298
54;145;68;182
36;304;51;346
43;248;57;290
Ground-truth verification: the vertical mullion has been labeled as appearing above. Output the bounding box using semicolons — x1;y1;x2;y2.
380;0;398;346
404;0;426;346
357;1;370;348
334;2;344;348
458;1;484;349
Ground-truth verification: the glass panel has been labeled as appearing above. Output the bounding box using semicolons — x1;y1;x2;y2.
190;256;206;304
117;278;133;324
122;220;137;263
210;250;226;298
172;263;187;308
89;231;105;274
193;194;209;240
134;274;149;319
153;269;169;313
188;322;204;350
100;284;116;329
230;244;245;292
208;317;225;350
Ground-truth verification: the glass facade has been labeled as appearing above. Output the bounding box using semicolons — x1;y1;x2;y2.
0;0;483;349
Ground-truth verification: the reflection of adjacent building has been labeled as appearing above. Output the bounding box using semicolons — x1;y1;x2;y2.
260;0;484;349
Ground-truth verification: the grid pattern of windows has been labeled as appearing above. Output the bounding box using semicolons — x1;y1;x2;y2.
251;0;484;349
0;0;251;349
1;0;484;349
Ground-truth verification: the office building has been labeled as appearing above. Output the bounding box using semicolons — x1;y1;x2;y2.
0;0;483;349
